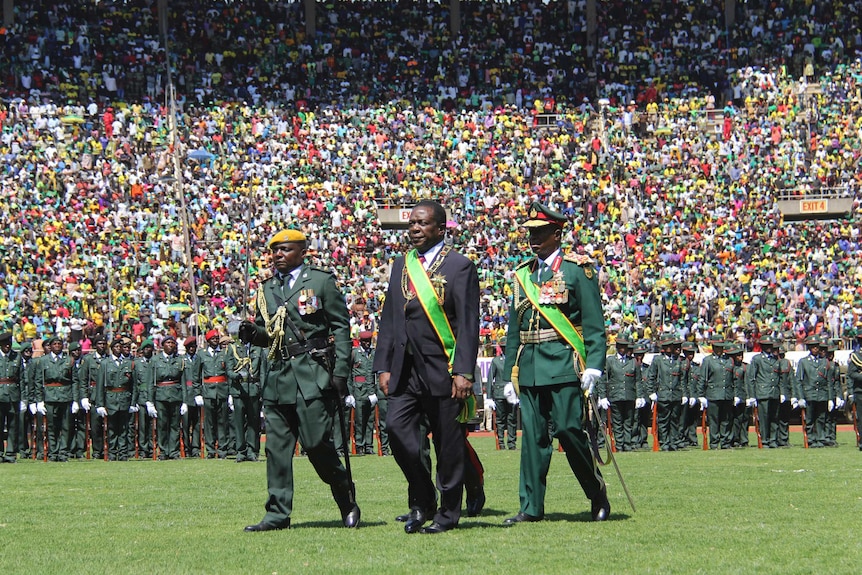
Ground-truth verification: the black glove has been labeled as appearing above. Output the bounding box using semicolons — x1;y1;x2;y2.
331;376;349;397
238;320;257;344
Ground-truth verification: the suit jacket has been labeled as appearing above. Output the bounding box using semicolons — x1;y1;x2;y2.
373;245;479;397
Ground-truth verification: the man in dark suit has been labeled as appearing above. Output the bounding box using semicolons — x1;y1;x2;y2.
240;228;359;531
374;199;480;534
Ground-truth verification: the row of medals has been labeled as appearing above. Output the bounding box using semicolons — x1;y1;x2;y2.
540;272;569;305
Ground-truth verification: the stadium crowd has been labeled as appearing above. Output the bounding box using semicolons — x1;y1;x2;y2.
0;0;861;360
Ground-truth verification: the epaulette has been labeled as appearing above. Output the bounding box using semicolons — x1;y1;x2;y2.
308;265;333;275
564;253;593;266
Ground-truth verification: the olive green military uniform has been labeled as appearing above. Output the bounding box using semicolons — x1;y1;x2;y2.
596;347;640;451
0;342;24;462
18;344;40;458
847;346;862;449
502;250;607;518
745;343;791;448
824;343;842;446
487;349;518;450
776;350;794;447
697;344;739;449
633;345;651;449
133;349;155;458
349;344;377;455
226;342;264;462
96;353;136;460
181;346;202;458
198;345;230;458
149;349;187;459
76;348;107;458
794;342;836;448
645;345;685;450
729;349;749;447
34;346;76;461
246;263;354;527
680;343;701;447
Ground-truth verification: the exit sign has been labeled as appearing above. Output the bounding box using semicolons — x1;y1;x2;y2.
800;199;828;213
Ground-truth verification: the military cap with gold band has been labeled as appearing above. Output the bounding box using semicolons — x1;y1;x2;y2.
523;202;567;228
268;229;307;247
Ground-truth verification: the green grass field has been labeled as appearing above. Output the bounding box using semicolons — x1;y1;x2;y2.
1;431;860;575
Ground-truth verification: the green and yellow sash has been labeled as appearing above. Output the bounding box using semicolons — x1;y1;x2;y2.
405;249;456;373
515;264;586;371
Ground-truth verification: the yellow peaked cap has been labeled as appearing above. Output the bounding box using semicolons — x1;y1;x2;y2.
268;229;307;247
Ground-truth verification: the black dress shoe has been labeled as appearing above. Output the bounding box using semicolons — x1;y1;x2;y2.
395;512;411;522
465;488;486;517
404;509;428;534
341;503;361;528
591;487;611;522
503;512;543;526
420;521;453;534
244;520;289;532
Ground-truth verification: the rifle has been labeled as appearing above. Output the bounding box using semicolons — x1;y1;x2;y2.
701;408;708;450
349;407;356;455
752;405;763;449
607;406;616;453
30;412;37;460
152;417;158;461
103;415;109;461
651;401;659;452
85;412;91;459
854;403;860;448
800;407;809;448
374;405;382;456
200;406;206;459
179;416;186;458
134;411;139;460
42;413;48;462
492;410;500;450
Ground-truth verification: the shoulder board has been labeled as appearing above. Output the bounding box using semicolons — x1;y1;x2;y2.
308;265;333;275
516;260;534;270
564;253;593;266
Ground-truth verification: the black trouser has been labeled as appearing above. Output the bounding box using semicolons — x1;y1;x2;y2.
0;400;19;461
182;406;201;457
232;393;261;460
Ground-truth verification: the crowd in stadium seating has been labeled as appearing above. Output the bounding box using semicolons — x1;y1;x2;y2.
1;0;861;355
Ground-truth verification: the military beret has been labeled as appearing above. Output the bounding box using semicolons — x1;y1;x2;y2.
92;335;106;344
0;332;12;344
140;338;155;349
43;336;58;346
184;336;197;347
161;335;177;344
205;329;220;341
498;337;507;347
68;341;82;352
523;202;566;228
268;229;307;247
359;331;373;340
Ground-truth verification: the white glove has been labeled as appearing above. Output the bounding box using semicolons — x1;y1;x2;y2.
81;397;91;412
580;368;602;394
344;395;356;409
689;397;696;407
698;397;708;409
827;400;834;412
849;394;855;405
260;410;265;419
682;396;688;405
29;403;37;415
733;397;741;406
71;401;80;414
791;397;799;409
194;395;204;407
485;398;496;411
597;398;610;410
368;393;378;407
36;401;46;415
635;398;646;409
146;401;158;418
648;393;658;402
836;397;845;409
780;394;786;403
503;382;519;405
227;395;234;411
798;399;807;408
129;404;139;414
19;400;26;412
180;403;188;416
96;407;108;418
746;398;757;407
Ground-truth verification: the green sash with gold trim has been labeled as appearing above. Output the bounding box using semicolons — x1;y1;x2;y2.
515;264;586;370
405;249;456;373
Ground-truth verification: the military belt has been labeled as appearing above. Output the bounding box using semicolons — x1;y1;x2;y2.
89;381;97;387
0;378;17;384
107;387;129;393
284;337;331;360
519;328;563;344
203;375;228;384
156;380;180;387
45;382;69;387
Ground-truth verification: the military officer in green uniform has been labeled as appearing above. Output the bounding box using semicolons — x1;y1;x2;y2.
501;202;609;525
596;335;639;451
181;337;204;458
632;341;651;448
96;338;137;460
66;342;86;457
847;333;862;450
240;228;360;531
486;337;518;450
745;336;790;448
727;344;749;447
680;341;701;447
696;337;738;449
76;335;108;458
145;336;187;459
0;332;24;462
34;336;76;461
374;366;390;456
133;339;155;458
198;330;230;458
17;342;37;458
794;336;836;448
226;338;264;462
645;337;685;450
824;340;843;447
777;343;794;447
349;331;377;455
